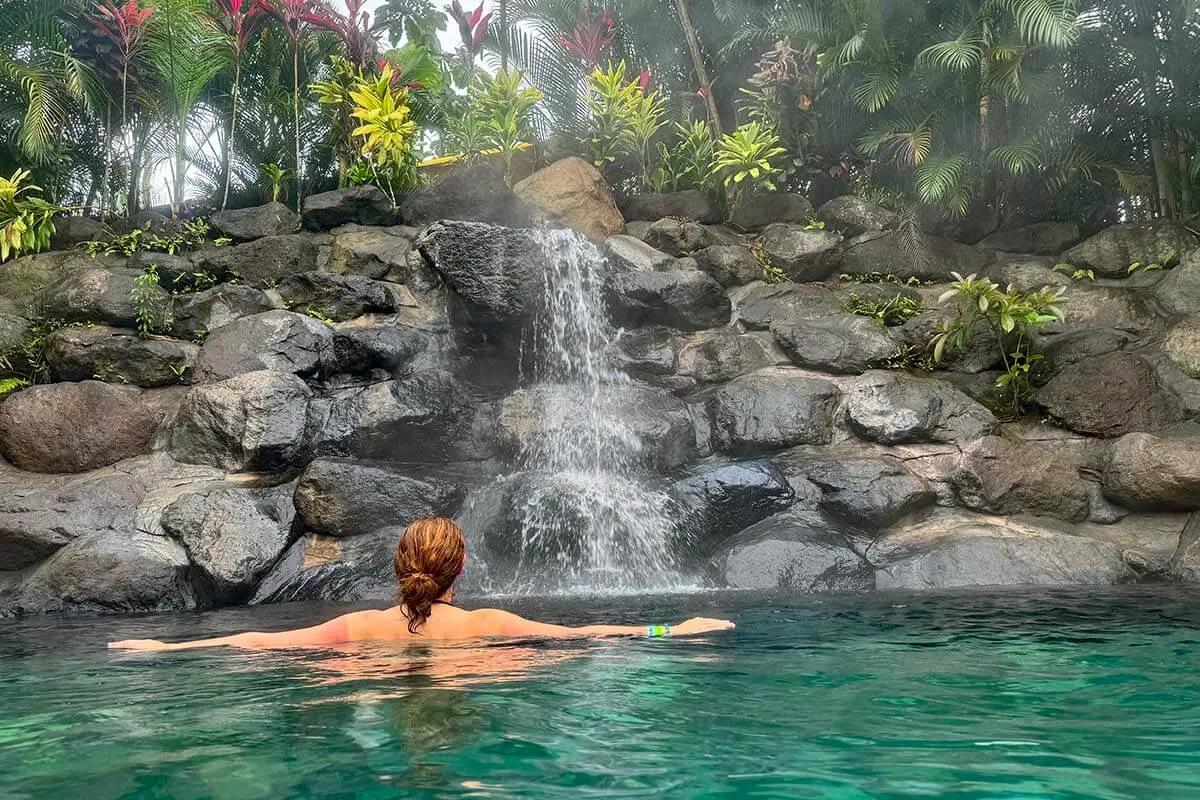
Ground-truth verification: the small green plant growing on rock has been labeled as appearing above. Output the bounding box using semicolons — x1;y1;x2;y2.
752;239;787;283
803;218;826;231
1053;263;1095;282
304;306;335;325
85;219;225;257
843;291;924;327
1127;248;1176;275
131;265;174;337
261;163;290;204
839;271;928;286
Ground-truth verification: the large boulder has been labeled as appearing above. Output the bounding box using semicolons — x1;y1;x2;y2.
193;309;334;382
1061;221;1197;279
642;218;717;256
160;483;296;603
846;371;999;445
732;281;843;329
1035;352;1186;437
0;381;163;473
192;234;321;287
670;460;796;560
622;191;722;224
170;370;313;472
1152;247;1200;316
49;215;112;250
326;229;411;279
328;317;436;377
758;224;843;282
1173;514;1200;582
0;251;109;305
170;283;274;339
44;325;197;387
1101;432;1200;511
708;368;841;455
1163;315;1200;378
0;311;31;353
607;327;677;379
43;267;162;328
675;330;776;384
606;269;731;331
1040;285;1163;336
693;245;762;287
400;165;526;227
952;436;1091;522
603;235;676;272
250;526;399;604
303;186;396;231
841;232;993;282
210;202;298;241
512;157;624;241
275;272;395;321
798;455;935;528
976;222;1081;255
814;196;897;236
293;458;465;537
773;315;896;374
728;193;814;233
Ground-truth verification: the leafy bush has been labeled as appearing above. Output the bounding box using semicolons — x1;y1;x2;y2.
348;63;419;204
131;265;173;337
85;219;226;257
711;122;787;210
843;291;924;327
0;170;62;262
470;70;543;183
650;121;717;195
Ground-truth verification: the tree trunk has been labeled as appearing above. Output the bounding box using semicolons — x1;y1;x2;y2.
1149;126;1175;219
671;0;723;136
222;60;241;210
293;41;303;214
500;0;508;72
1177;137;1194;217
100;103;112;219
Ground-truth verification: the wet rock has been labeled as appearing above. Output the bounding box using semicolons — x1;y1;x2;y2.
294;458;465;537
44;325;197;386
800;455;935;528
990;257;1072;291
274;272;395;322
329;317;434;377
50;216;112;250
1101;432;1200;511
693;245;762;287
670;460;796;560
773;315;896;374
603;235;676;272
250;527;400;604
1035;352;1186;437
1163;315;1200;378
0;381;163;473
0;252;105;306
193;309;334;382
170;283;274;339
1172;514;1200;582
890;304;1003;375
608;327;677;378
43;266;160;328
846;371;999;445
732;281;843;329
170;370;313;472
728;193;813;233
952;436;1091;522
708;368;842;455
1041;285;1163;336
210;202;298;241
1152;247;1200;316
758;224;843;282
676;330;776;384
192;234;321;287
1039;327;1141;373
606;269;731;331
642;218;717;256
814;196;897;236
326;230;411;279
401;165;525;227
303;186;397;231
622;191;721;224
0;311;31;353
1061;220;1197;279
512;157;624;241
976;222;1081;255
841;232;993;282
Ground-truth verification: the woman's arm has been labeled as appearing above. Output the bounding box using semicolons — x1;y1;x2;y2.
109;614;354;651
468;610;734;639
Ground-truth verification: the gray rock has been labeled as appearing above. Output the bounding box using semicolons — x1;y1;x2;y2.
1039;327;1141;374
603;235;676;272
846;371;999;445
608;327;677;378
728;193;814;233
0;251;109;305
1101;432;1200;511
642;218;717;256
0;311;32;354
170;283;274;339
708;368;842;455
976;222;1081;255
990;257;1072;291
192;234;322;288
799;455;935;528
329;317;434;376
193;309;334;382
210;202;298;241
890;304;1002;374
1035;352;1186;437
43;267;162;328
622;191;722;224
170;370;313;472
693;245;762;287
733;281;843;329
814;196;897;236
1041;284;1163;336
326;230;411;279
44;325;197;386
294;458;465;537
303;186;397;231
250;526;400;604
1172;513;1200;582
400;165;526;227
0;381;164;474
1152;247;1200;316
952;436;1091;522
50;216;112;250
773;315;896;374
1163;315;1200;378
758;224;843;281
671;460;796;560
1062;221;1197;279
676;330;776;383
841;232;993;282
275;272;395;322
606;269;731;331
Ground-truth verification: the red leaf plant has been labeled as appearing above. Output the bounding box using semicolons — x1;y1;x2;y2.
554;7;616;68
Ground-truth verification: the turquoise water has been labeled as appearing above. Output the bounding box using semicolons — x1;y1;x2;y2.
1;587;1199;799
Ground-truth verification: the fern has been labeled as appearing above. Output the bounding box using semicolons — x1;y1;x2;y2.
0;378;29;398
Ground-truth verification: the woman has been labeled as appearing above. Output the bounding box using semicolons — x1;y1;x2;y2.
110;517;734;651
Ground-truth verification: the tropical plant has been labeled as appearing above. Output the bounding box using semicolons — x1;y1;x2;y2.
448;0;493;85
348;62;418;204
209;0;265;209
0;377;29;398
711;121;787;209
465;69;543;182
650;120;716;194
843;291;924;327
261;162;290;203
0;170;62;261
131;264;173;336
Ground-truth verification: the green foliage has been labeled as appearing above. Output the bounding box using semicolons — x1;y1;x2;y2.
1127;249;1177;275
1053;263;1095;282
843;291;924;327
712;122;787;210
304;306;335;325
0;169;62;262
86;219;219;257
649;121;717;195
583;61;665;190
0;377;29;398
131;265;174;337
260;164;290;204
469;70;543;182
349;63;419;204
803;218;826;231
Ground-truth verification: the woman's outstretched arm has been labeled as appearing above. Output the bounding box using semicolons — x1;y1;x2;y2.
109;614;356;651
466;610;734;639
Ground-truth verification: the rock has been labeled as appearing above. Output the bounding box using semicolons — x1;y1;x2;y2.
1152;247;1200;316
622;191;722;224
329;317;435;376
708;369;841;455
608;327;677;378
732;281;843;329
303;186;396;231
871;509;1132;588
670;460;795;560
709;509;873;590
990;257;1072;291
976;222;1081;255
326;229;411;279
250;527;400;604
160;483;296;603
841;232;993;282
1101;432;1200;511
192;234;321;287
693;245;761;287
606;269;731;331
0;311;31;354
193;310;334;382
0;381;163;473
1163;315;1200;378
846;371;999;445
603;234;676;272
512;157;624;241
170;370;313;472
891;305;1003;375
44;325;197;386
797;455;935;528
170;283;274;339
0;251;108;305
400;165;526;227
1041;284;1163;336
676;330;776;383
49;216;112;250
642;218;717;256
43;267;161;328
952;436;1091;522
6;530;197;616
274;272;395;321
1038;327;1140;374
294;458;465;537
1035;352;1186;437
210;202;298;241
728;193;814;232
773;315;896;374
1061;221;1197;279
757;224;843;282
1173;514;1200;582
814;196;897;236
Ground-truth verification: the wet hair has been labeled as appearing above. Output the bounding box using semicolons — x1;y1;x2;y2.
394;517;466;633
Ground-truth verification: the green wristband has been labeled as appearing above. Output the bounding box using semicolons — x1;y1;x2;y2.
647;624;670;638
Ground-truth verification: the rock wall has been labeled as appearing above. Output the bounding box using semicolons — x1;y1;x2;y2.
1;167;1198;616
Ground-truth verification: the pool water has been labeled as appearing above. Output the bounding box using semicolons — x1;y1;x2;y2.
1;587;1199;799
